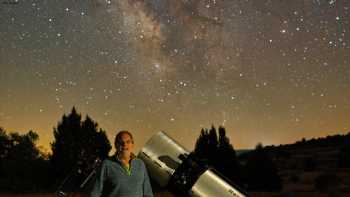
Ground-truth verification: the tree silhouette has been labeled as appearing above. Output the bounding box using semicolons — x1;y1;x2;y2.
0;127;11;160
0;128;49;191
216;126;240;183
193;126;242;185
194;128;209;162
50;107;111;187
8;131;40;160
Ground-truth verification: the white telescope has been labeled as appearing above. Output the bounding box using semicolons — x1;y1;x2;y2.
138;131;249;197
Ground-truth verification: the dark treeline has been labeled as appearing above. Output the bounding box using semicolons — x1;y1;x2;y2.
266;132;350;149
192;126;282;192
0;129;50;191
1;107;349;193
262;132;350;168
239;131;350;194
0;107;111;192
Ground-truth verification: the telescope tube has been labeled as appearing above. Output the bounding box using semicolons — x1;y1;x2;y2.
138;131;248;197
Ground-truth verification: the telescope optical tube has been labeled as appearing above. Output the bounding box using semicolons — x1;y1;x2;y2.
138;131;248;197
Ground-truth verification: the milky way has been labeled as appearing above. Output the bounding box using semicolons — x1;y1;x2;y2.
1;0;350;152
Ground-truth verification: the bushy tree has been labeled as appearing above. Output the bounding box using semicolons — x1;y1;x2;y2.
50;107;111;187
217;126;240;183
0;128;49;191
193;126;241;185
7;131;39;160
0;127;11;160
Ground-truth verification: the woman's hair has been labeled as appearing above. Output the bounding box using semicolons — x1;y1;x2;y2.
114;130;134;147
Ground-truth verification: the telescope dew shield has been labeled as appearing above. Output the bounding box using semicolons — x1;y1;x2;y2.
192;169;247;197
139;131;248;197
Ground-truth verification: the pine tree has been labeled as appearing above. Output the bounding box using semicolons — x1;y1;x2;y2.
217;126;240;184
50;107;111;185
193;126;241;185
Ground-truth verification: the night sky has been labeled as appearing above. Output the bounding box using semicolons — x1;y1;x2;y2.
1;0;350;152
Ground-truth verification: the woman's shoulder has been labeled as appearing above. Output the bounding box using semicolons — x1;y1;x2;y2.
101;157;118;166
133;157;144;163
